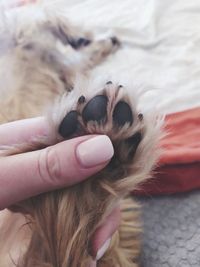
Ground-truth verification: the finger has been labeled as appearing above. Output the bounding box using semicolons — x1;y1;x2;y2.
0;117;49;146
91;206;121;260
0;135;114;209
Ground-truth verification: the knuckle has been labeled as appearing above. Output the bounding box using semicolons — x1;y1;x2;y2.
38;147;63;185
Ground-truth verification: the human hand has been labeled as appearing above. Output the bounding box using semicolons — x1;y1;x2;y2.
0;117;120;265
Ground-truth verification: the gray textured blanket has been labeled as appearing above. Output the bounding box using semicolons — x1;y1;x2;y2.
138;190;200;267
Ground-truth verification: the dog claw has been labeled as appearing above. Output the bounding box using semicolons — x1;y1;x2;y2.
78;95;86;104
106;81;112;85
110;36;120;46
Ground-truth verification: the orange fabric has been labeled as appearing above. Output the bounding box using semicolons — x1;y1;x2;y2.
136;107;200;195
160;107;200;165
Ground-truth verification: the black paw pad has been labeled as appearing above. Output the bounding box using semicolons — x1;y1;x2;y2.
59;111;79;138
82;95;108;123
70;38;91;49
77;38;91;47
113;101;133;126
126;132;142;158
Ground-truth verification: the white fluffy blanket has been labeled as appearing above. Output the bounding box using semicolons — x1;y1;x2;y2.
46;0;200;114
3;0;200;114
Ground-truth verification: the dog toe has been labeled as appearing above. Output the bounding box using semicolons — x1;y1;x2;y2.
82;95;108;123
59;111;79;138
113;101;133;127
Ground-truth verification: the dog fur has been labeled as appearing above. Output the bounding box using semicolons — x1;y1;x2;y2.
0;3;162;267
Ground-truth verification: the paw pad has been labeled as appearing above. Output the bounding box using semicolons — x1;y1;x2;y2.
59;111;79;138
69;37;91;49
126;132;142;158
76;38;91;47
113;101;133;126
82;95;108;123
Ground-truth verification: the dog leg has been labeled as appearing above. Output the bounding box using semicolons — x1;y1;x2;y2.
41;16;120;70
2;78;161;267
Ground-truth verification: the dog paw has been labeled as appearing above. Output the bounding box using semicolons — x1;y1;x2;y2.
70;35;120;52
57;81;144;166
101;36;120;54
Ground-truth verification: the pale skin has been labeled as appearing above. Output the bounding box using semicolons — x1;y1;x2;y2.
0;117;120;265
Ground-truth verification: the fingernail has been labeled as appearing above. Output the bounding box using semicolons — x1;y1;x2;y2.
96;238;111;260
76;136;114;168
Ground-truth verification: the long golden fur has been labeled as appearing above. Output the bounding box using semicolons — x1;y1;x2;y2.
0;3;162;267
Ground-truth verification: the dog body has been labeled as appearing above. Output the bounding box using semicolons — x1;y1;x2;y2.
0;4;161;267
